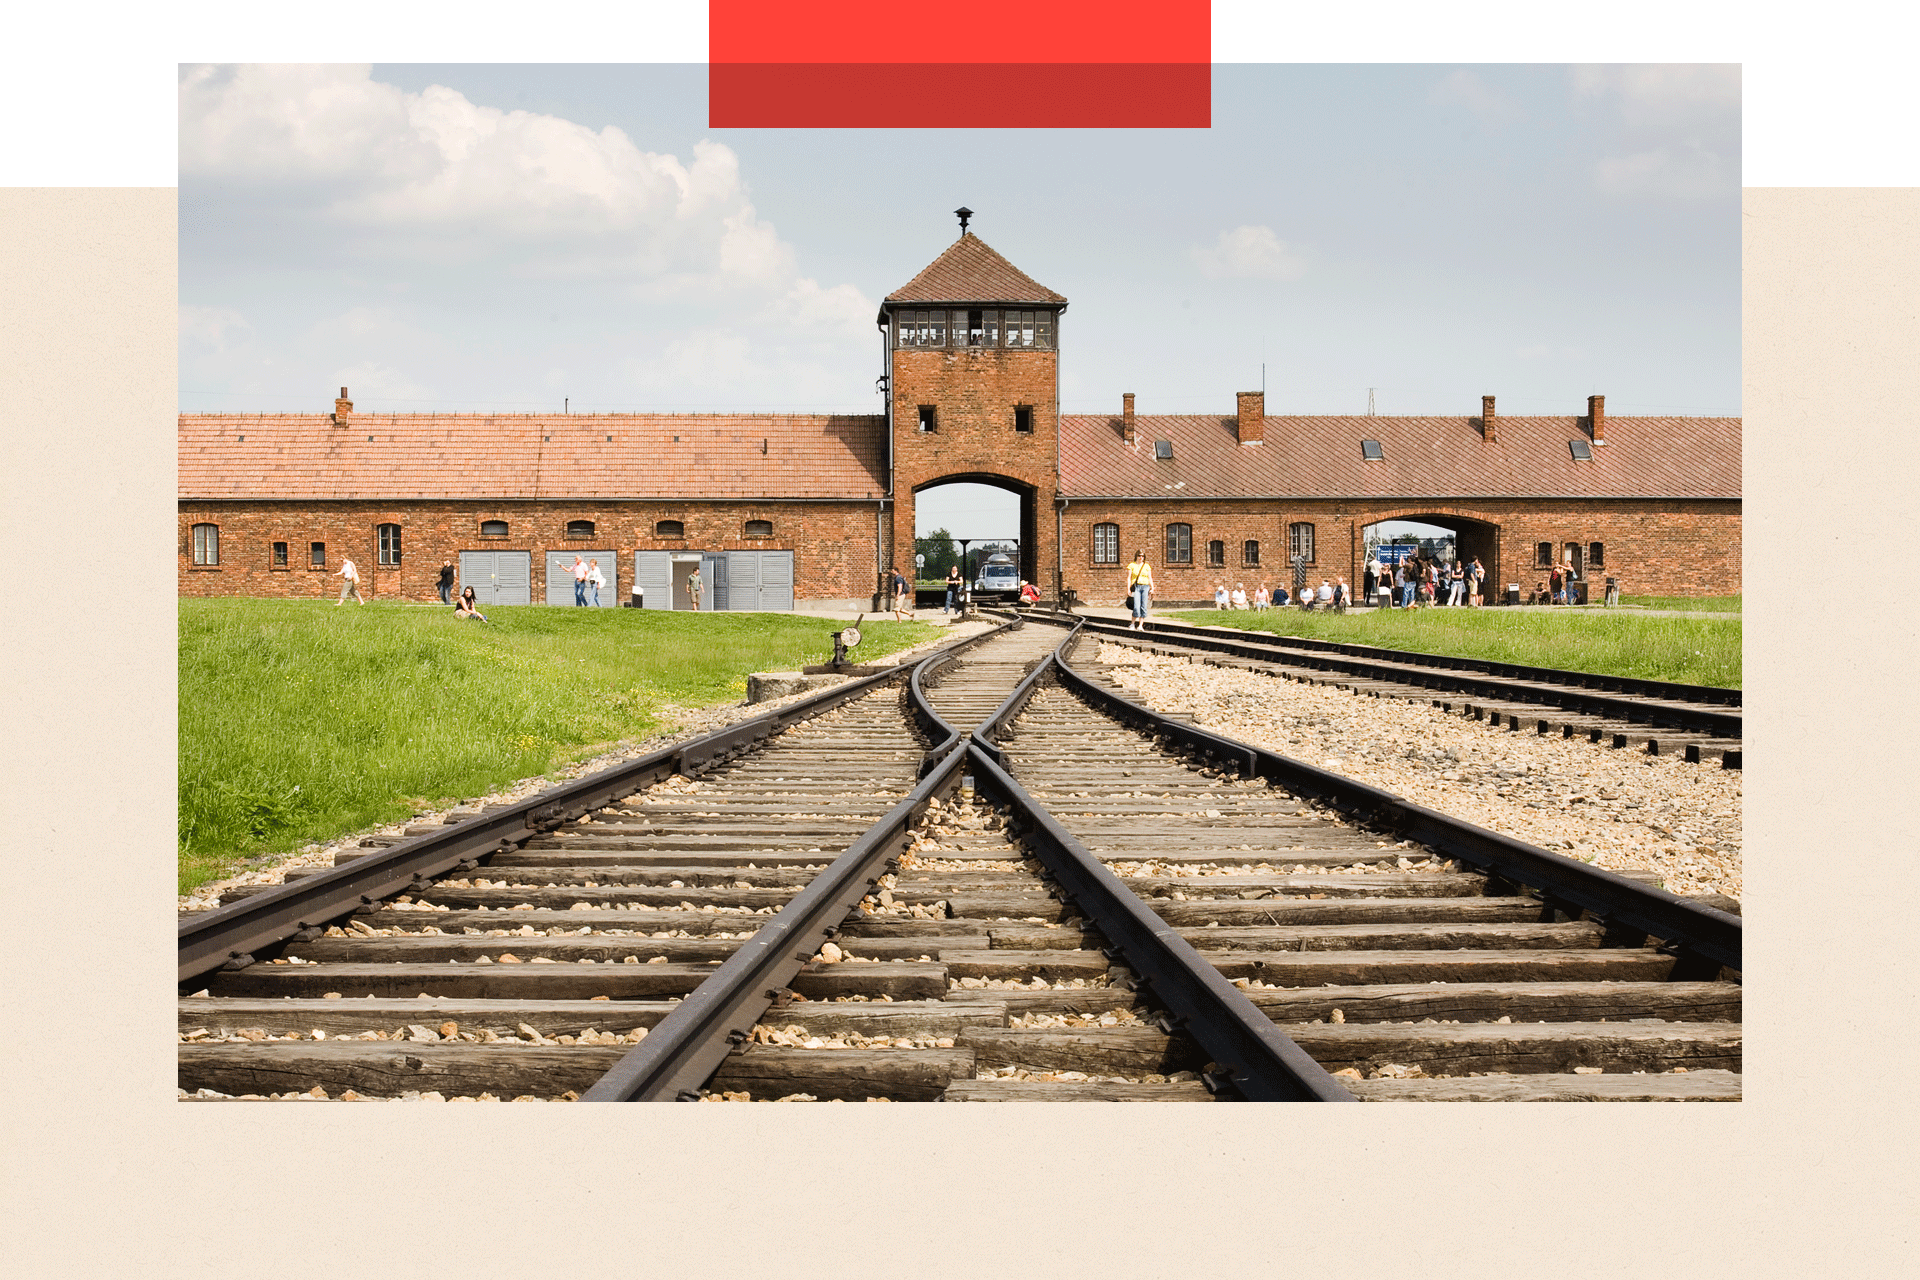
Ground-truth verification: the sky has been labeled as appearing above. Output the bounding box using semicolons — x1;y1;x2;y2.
178;62;1740;540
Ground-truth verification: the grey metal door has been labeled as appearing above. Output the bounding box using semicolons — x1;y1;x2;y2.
545;550;617;606
633;551;672;609
460;550;532;606
723;550;794;611
701;552;728;611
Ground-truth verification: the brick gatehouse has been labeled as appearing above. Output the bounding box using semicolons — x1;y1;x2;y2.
180;224;1739;608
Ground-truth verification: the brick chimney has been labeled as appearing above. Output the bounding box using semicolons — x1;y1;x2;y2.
1480;394;1496;443
1122;392;1136;444
1236;390;1264;444
333;386;353;426
1587;394;1606;444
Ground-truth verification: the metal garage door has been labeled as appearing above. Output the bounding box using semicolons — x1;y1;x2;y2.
723;550;794;611
459;550;531;606
543;550;618;607
700;552;728;611
633;551;672;609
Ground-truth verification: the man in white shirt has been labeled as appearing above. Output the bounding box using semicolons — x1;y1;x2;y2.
1316;580;1333;606
336;558;363;605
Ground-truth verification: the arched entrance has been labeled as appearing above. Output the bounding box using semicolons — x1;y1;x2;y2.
906;473;1039;598
1360;511;1502;602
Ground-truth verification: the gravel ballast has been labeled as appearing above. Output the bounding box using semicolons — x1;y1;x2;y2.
1094;643;1741;899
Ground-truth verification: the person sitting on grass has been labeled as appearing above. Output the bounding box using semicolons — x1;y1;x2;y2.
1214;582;1229;610
454;585;490;622
1230;582;1248;609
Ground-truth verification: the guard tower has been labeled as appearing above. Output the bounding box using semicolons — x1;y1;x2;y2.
878;210;1068;597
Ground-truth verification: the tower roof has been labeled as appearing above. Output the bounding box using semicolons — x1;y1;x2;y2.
884;233;1068;308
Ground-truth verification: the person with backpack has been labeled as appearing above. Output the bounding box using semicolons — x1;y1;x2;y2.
1125;551;1154;631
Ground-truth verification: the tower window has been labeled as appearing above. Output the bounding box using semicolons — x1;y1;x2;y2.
918;406;937;433
1092;523;1119;565
190;523;219;566
1165;523;1192;565
1014;406;1033;433
377;523;402;566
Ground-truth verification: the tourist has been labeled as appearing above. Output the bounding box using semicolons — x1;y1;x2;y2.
1469;557;1485;606
1273;582;1290;607
1316;579;1334;608
1019;579;1040;607
587;558;605;607
436;559;455;605
1125;551;1154;630
1230;582;1248;609
1549;563;1565;605
945;563;962;614
336;556;364;605
1363;555;1379;602
1214;582;1229;610
1446;559;1465;607
1253;583;1269;610
1334;577;1351;611
454;585;488;622
890;566;911;620
687;564;703;611
573;555;589;606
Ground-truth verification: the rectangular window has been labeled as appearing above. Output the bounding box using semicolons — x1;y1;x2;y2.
1092;523;1119;565
1014;406;1033;433
1165;523;1192;565
271;541;288;569
1206;539;1225;567
310;541;326;569
1536;542;1554;568
918;405;937;433
190;523;219;566
1289;523;1315;563
377;523;402;566
1036;312;1053;348
1243;540;1260;566
1588;542;1605;568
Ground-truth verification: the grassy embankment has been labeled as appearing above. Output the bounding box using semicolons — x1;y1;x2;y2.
1165;606;1740;689
179;600;938;894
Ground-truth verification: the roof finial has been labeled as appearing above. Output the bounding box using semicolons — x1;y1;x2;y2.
955;206;973;236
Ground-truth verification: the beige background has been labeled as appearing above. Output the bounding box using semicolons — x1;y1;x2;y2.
1;185;1910;1274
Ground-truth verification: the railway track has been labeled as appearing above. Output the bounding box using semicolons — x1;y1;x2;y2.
180;614;1740;1102
1071;613;1742;767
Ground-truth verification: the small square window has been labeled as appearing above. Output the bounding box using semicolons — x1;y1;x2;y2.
1569;438;1594;461
1153;440;1173;459
1361;439;1385;460
1014;406;1033;433
918;406;937;433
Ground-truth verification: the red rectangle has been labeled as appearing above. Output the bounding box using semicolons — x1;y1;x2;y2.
710;62;1211;129
709;0;1211;65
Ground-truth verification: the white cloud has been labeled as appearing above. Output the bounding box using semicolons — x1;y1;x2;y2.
1593;144;1731;202
1572;65;1739;201
1192;225;1306;282
1430;70;1522;126
179;304;254;353
329;360;437;406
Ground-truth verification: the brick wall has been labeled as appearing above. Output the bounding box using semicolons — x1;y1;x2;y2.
889;345;1059;593
1058;498;1741;605
177;499;884;604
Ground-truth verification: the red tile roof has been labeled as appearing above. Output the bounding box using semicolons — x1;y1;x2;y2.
179;413;889;502
1060;413;1740;501
884;233;1068;306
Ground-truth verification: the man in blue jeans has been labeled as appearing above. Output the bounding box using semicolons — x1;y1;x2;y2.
572;556;588;606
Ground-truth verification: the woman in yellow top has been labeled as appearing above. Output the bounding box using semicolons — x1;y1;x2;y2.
1125;550;1154;631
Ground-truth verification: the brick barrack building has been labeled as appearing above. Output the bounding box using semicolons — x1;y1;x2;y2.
179;225;1740;608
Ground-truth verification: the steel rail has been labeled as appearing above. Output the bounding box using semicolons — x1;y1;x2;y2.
178;632;984;985
581;633;988;1100
963;621;1356;1102
1068;614;1742;740
1122;613;1739;706
1049;626;1742;978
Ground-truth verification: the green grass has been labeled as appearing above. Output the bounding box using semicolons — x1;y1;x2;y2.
1620;594;1742;613
179;600;938;895
1165;606;1740;690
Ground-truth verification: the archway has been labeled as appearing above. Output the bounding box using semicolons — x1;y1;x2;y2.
1360;512;1501;603
910;474;1039;597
